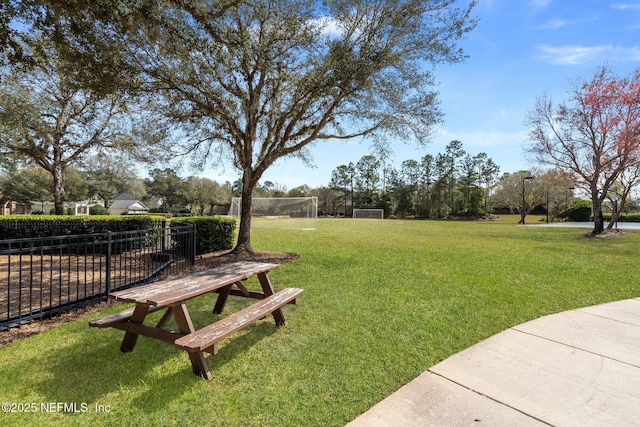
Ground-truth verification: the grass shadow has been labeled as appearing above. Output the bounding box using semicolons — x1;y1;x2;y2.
31;326;181;404
129;321;278;410
18;305;282;414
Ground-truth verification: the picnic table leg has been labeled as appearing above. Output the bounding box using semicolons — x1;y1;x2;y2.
212;284;233;314
120;304;150;352
213;281;251;313
185;350;213;380
257;272;287;326
155;307;174;328
171;302;196;334
171;302;212;380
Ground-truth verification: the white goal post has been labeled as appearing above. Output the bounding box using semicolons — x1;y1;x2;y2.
353;208;384;219
228;197;318;230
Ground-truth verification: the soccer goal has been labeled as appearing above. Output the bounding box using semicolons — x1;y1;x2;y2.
353;208;384;219
228;197;318;230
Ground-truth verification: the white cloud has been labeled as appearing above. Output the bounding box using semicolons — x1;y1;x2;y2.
530;0;551;10
309;16;345;38
537;18;572;29
612;3;640;11
536;44;640;65
536;14;599;31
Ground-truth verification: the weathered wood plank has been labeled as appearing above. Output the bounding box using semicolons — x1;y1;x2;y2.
175;287;303;352
111;322;186;345
89;305;166;328
176;287;303;379
109;261;280;306
121;304;151;352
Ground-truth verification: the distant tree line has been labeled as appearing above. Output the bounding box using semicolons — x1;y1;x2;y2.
5;148;636;222
329;140;501;218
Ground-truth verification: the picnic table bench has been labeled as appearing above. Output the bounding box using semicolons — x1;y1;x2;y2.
90;261;302;380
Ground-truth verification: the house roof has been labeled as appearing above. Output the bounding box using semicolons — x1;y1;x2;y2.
109;199;149;211
112;193;135;201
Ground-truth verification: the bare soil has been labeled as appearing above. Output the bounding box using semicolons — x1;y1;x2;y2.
0;251;173;320
0;250;298;347
586;229;637;238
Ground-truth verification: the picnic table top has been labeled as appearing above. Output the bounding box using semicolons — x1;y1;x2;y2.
109;261;280;307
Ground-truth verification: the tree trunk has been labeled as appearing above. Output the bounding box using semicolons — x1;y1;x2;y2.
233;169;258;254
607;203;620;230
606;191;629;230
52;165;65;215
591;193;605;235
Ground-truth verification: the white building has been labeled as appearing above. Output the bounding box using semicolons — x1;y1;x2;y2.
107;194;150;215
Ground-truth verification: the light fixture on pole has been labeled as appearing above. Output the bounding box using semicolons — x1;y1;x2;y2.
546;182;550;224
565;187;575;221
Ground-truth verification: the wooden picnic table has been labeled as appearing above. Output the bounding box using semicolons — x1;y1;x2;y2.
90;260;302;380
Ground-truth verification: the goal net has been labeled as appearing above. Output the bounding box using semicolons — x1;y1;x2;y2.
228;197;318;230
353;208;384;219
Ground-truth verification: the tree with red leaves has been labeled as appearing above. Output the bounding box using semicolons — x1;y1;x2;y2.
527;66;640;235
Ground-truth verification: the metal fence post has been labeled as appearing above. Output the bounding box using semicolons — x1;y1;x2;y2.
161;220;167;253
105;231;112;296
191;223;196;265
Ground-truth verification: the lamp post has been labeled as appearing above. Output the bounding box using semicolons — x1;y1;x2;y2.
546;182;550;224
521;175;534;225
564;187;575;221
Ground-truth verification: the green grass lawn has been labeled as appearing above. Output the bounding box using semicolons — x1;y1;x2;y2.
1;217;639;426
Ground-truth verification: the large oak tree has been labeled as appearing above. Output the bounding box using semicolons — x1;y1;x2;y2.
0;40;153;214
5;0;477;252
153;0;476;252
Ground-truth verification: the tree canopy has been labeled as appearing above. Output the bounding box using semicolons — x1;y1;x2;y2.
3;1;477;251
527;66;640;234
147;0;477;251
0;30;167;214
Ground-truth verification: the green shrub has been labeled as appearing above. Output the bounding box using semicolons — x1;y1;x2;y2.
89;205;108;215
566;199;592;222
0;215;166;240
603;213;640;222
171;216;236;254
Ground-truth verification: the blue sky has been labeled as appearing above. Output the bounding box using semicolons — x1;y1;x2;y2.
200;0;640;190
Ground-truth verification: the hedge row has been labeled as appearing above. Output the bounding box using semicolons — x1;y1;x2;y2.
0;215;165;240
602;213;640;222
171;217;236;254
0;215;237;256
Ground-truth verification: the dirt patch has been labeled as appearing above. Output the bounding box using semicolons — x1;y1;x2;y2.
585;229;638;238
0;250;298;347
185;249;299;271
0;251;176;321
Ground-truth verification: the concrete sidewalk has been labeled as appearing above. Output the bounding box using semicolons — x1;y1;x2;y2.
347;298;640;427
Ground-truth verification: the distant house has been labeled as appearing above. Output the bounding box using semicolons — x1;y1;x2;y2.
29;199;101;215
334;199;353;216
108;194;150;215
1;200;32;215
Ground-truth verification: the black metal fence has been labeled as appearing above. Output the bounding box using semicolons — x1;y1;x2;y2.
0;224;195;330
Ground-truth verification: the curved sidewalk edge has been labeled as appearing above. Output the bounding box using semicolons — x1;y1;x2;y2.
347;298;640;427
